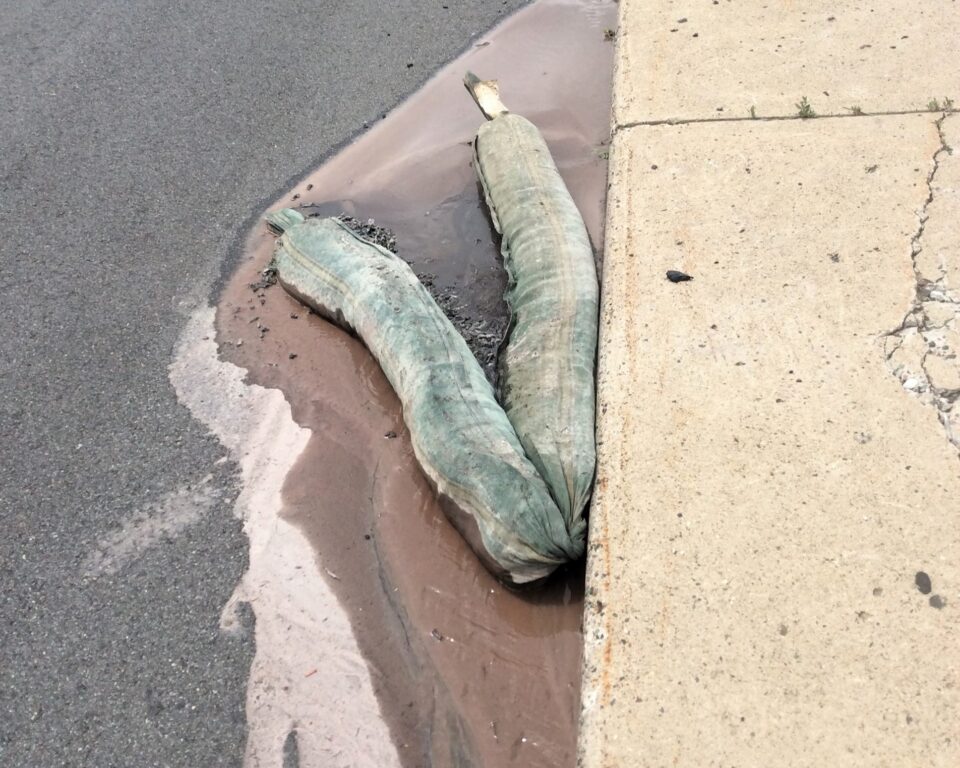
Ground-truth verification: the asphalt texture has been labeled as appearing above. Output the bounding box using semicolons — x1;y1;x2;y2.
0;1;527;765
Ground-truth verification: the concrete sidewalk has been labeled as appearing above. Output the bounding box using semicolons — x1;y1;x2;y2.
580;1;960;766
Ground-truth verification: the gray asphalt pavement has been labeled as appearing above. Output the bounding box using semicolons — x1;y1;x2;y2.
0;1;525;765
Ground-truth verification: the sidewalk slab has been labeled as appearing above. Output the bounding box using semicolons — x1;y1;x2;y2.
613;0;960;124
580;113;960;766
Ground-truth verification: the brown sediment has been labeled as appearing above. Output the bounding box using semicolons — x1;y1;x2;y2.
216;1;616;765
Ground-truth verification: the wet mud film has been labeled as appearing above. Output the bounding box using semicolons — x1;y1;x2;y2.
216;1;616;765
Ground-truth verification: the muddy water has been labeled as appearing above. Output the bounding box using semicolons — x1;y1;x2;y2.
216;1;616;765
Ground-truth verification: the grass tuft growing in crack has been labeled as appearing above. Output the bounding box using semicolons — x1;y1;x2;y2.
927;97;955;112
795;96;815;119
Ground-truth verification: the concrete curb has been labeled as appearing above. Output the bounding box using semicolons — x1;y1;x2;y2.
579;1;960;765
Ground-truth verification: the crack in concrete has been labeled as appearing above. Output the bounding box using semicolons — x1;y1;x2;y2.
883;112;960;452
613;108;959;133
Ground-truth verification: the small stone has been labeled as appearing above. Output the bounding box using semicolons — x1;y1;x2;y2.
902;377;922;392
666;270;693;283
927;289;952;302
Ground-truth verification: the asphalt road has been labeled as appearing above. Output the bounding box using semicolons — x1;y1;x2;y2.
0;1;525;765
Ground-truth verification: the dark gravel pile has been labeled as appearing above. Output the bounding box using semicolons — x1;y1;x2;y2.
331;214;508;383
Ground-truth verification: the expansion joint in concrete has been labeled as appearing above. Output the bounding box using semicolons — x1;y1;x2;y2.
883;112;960;452
612;108;959;134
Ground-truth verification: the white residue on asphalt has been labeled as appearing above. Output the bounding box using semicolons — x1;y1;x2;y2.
169;305;401;768
82;477;222;577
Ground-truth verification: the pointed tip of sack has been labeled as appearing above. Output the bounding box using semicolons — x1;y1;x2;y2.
463;71;509;120
265;208;305;234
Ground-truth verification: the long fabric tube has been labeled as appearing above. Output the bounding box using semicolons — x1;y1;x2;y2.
268;211;583;584
472;112;598;537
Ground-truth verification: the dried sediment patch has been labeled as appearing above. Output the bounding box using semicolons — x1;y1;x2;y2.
170;306;401;768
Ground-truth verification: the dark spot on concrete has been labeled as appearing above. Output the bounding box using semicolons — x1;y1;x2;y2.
778;623;788;636
282;729;300;768
929;594;946;609
915;571;932;595
666;270;693;283
829;252;840;262
872;587;883;596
